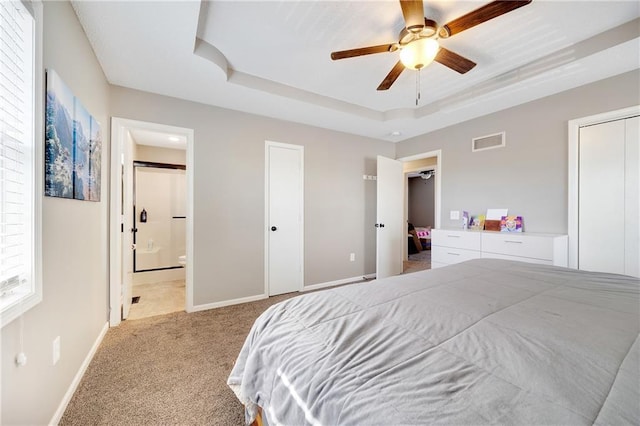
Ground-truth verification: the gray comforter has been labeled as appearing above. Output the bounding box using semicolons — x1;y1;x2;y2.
228;259;640;425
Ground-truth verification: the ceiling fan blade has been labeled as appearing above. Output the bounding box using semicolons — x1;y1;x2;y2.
435;47;476;74
399;0;425;32
440;0;532;38
377;61;405;91
331;44;394;60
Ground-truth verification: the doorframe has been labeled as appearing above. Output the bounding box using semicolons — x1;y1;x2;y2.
264;140;304;296
398;149;442;230
109;117;195;326
567;105;639;269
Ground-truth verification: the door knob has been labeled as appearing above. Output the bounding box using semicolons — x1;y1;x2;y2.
271;226;277;231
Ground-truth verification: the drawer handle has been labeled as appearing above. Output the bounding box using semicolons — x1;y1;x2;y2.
447;235;461;238
504;240;523;244
447;252;460;256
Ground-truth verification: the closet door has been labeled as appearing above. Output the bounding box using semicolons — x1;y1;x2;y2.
624;117;639;277
578;120;626;274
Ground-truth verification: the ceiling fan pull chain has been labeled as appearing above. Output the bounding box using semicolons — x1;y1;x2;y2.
415;69;421;106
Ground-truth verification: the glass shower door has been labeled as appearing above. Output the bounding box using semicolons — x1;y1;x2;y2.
134;163;186;272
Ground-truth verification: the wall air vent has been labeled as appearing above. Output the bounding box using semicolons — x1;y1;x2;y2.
472;132;505;152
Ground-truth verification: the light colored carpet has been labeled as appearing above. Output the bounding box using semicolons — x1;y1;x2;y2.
60;278;369;425
60;292;301;426
404;249;431;274
408;249;431;262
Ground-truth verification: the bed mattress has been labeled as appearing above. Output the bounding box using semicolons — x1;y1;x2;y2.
228;259;639;425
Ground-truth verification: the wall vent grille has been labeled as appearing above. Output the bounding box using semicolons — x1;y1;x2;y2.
472;132;505;152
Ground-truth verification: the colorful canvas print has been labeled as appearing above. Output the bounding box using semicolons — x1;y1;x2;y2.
500;215;523;232
45;70;101;201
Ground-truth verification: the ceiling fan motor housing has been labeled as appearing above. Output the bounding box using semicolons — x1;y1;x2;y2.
399;19;439;45
330;0;533;91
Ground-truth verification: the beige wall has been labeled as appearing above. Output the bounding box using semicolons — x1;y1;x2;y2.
110;86;395;305
396;70;640;234
1;2;110;424
134;144;186;165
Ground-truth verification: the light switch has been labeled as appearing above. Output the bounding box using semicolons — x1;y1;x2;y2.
450;210;460;220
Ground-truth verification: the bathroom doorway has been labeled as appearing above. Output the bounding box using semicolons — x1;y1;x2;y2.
109;118;193;326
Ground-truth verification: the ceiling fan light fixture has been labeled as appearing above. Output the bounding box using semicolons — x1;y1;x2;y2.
399;38;439;70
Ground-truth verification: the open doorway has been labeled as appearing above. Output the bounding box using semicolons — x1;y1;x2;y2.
110;118;194;326
374;150;441;278
401;153;440;274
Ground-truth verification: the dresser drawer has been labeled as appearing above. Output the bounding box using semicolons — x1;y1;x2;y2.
432;247;482;265
481;252;553;265
481;233;553;261
431;229;481;251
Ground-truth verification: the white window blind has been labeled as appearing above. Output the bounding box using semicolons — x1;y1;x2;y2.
1;0;41;327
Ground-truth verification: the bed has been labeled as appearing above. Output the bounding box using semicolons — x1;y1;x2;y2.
408;225;431;253
228;259;639;425
415;226;431;250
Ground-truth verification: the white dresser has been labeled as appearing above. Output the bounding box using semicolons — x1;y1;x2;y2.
431;229;568;269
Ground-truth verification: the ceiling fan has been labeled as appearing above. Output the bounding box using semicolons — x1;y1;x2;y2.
330;0;532;91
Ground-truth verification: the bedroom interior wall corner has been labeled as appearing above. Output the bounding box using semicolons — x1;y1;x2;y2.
394;70;640;235
108;85;396;309
49;322;109;425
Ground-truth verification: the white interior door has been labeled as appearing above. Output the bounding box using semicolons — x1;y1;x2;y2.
266;142;304;295
624;116;639;277
376;155;404;279
122;133;135;319
579;120;626;274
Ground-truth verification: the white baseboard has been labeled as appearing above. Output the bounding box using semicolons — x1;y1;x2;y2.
50;321;109;425
189;293;268;312
302;273;375;292
189;273;375;313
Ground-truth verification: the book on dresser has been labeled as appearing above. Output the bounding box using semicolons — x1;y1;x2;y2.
430;229;568;269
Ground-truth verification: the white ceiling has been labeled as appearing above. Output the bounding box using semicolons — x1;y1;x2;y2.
129;128;187;150
71;1;640;142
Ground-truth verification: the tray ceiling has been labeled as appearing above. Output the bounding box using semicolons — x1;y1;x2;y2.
72;1;640;142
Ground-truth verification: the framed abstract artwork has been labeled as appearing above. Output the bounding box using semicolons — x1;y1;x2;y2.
45;69;101;201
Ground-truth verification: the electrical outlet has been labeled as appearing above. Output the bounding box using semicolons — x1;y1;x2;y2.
450;210;460;220
53;336;60;365
350;253;355;262
15;352;27;367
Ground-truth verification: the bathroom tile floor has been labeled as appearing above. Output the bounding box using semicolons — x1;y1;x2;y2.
127;279;185;320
